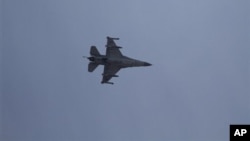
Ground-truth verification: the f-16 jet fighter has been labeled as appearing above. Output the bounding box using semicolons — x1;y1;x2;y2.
84;36;151;84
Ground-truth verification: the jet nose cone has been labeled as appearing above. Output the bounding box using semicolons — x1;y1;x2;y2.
144;62;152;66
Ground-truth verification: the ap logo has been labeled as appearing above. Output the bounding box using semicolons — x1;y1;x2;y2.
230;125;250;141
234;129;247;136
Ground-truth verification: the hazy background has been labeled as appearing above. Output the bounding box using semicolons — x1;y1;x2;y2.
1;0;249;141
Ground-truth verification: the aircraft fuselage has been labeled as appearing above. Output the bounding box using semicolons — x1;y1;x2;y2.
88;56;151;68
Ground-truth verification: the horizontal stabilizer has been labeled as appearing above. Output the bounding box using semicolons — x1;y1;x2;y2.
88;62;99;72
90;46;100;56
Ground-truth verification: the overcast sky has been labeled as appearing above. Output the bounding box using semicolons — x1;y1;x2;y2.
1;0;249;141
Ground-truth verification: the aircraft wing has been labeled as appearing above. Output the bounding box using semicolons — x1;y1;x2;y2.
105;36;123;58
101;64;121;84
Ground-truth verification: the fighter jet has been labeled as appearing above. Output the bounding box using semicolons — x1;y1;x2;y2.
84;36;151;84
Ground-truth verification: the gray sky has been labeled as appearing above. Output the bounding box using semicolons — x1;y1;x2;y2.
1;0;249;141
0;0;3;139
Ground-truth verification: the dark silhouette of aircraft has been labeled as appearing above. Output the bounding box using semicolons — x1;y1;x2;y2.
84;36;151;84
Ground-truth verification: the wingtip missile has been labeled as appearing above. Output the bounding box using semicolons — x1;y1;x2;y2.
107;36;119;40
102;74;119;77
101;81;114;85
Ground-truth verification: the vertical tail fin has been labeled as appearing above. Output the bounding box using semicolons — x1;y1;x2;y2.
90;46;100;56
88;62;99;72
